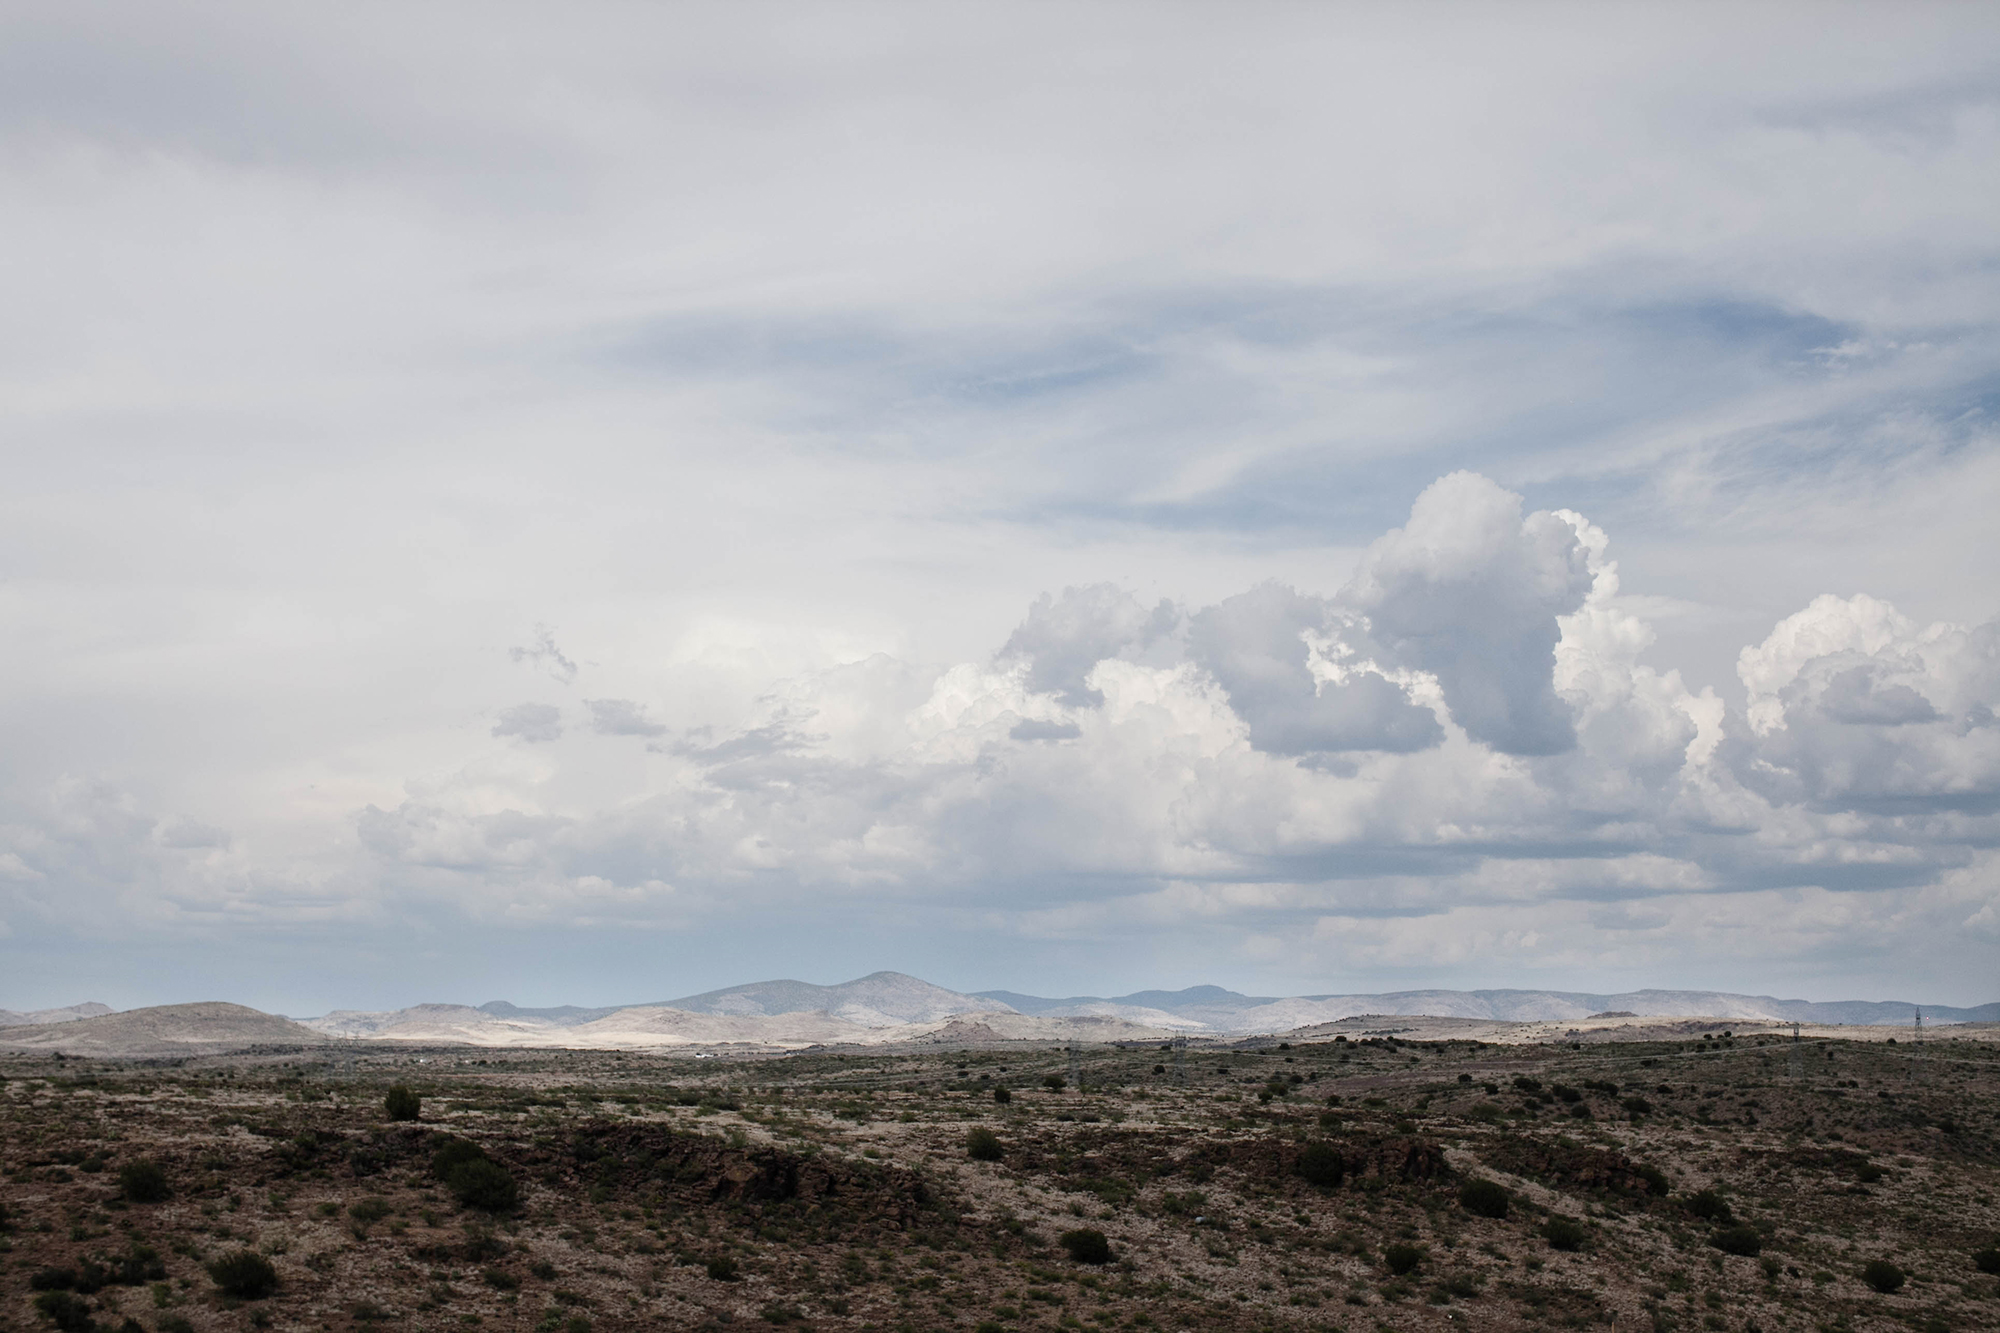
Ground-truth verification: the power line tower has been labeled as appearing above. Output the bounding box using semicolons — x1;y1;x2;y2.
1913;1006;1923;1046
1787;1022;1802;1079
1173;1034;1187;1086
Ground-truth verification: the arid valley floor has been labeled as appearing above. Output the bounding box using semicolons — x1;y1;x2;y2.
4;1029;1998;1333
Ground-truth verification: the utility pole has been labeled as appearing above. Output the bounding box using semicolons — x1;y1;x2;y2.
1173;1034;1187;1086
1788;1022;1802;1079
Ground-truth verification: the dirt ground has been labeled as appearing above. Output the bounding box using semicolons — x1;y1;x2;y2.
3;1028;1996;1333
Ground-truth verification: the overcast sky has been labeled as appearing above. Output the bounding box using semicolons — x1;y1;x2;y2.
3;2;1998;1014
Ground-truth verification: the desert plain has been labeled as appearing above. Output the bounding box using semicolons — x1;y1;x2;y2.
3;1016;1997;1333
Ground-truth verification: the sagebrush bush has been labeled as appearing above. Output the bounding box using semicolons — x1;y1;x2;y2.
1383;1243;1424;1276
1059;1228;1111;1264
207;1249;280;1299
383;1085;421;1121
118;1157;170;1203
1862;1259;1905;1293
1855;1162;1884;1183
706;1254;740;1281
966;1127;1004;1161
1711;1226;1762;1257
448;1158;521;1212
1973;1246;2000;1275
992;1086;1012;1105
429;1136;518;1211
1458;1178;1510;1219
32;1291;93;1333
1687;1189;1733;1223
431;1137;486;1177
1297;1141;1344;1188
1542;1216;1587;1251
1043;1074;1066;1092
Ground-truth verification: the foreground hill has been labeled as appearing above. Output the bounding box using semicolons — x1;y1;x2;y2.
3;1017;1996;1333
0;1002;327;1054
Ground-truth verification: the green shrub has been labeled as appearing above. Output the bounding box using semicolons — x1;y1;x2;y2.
1686;1189;1732;1223
447;1158;520;1212
1297;1142;1344;1188
112;1242;166;1285
484;1267;522;1290
1855;1162;1884;1183
207;1249;280;1299
430;1136;487;1177
1861;1260;1904;1293
1059;1228;1112;1264
967;1127;1005;1162
348;1196;393;1234
706;1254;740;1281
992;1086;1012;1105
1383;1243;1425;1275
1458;1178;1510;1219
1043;1074;1067;1092
1711;1226;1762;1257
384;1085;421;1121
32;1291;93;1333
118;1157;170;1203
1542;1216;1587;1251
1634;1163;1670;1195
1974;1246;2000;1275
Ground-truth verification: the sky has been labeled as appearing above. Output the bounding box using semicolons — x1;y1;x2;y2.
2;2;1998;1014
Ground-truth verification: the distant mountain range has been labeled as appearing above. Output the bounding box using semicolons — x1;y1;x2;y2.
6;975;1994;1055
0;1001;112;1027
973;984;2000;1030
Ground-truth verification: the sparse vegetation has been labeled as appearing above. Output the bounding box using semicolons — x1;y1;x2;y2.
1458;1177;1509;1219
383;1084;421;1121
966;1126;1004;1161
1297;1140;1343;1187
207;1249;280;1299
1;1027;1993;1332
1383;1243;1424;1275
117;1156;170;1203
1541;1216;1587;1251
1711;1225;1763;1256
1059;1228;1112;1264
1862;1258;1905;1293
1686;1188;1732;1222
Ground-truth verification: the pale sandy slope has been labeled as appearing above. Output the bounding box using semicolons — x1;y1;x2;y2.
294;1004;1191;1050
0;1002;327;1053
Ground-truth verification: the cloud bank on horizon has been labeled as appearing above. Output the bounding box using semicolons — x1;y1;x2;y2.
0;3;1996;1009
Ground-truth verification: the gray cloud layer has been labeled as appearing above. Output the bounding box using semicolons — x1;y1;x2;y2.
0;3;1996;1008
